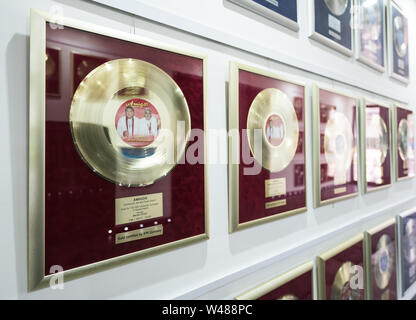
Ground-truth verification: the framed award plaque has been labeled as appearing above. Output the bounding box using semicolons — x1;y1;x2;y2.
312;85;359;207
309;0;353;56
226;0;299;31
317;234;365;300
228;63;306;232
29;9;208;290
359;99;391;193
387;0;409;83
354;0;386;72
393;105;415;181
398;210;416;295
235;262;313;300
364;219;397;300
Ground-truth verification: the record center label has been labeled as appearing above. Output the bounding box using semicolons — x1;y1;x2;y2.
115;193;163;225
115;225;163;244
265;177;286;198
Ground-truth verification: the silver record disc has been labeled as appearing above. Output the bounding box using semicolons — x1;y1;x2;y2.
324;0;349;16
374;235;394;290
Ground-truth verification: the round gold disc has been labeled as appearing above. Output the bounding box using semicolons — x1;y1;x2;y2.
330;261;362;300
70;58;191;187
324;111;353;182
374;234;394;290
246;88;299;173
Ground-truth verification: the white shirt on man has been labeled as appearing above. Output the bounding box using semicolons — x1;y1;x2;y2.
137;116;158;137
117;116;140;137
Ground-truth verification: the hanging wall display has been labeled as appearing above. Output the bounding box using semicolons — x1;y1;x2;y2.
387;0;409;83
398;210;416;296
359;99;391;193
354;0;385;72
228;62;306;232
394;105;415;181
226;0;299;31
312;85;359;207
309;0;353;56
317;234;365;300
364;219;397;300
29;9;208;291
235;261;313;300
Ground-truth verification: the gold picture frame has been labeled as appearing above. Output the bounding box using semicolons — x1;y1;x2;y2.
393;104;415;182
29;9;209;291
235;261;314;300
359;98;392;193
312;84;360;208
316;234;364;300
228;62;307;232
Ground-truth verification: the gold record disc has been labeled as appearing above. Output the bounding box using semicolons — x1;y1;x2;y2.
374;235;394;290
393;15;407;58
324;0;348;16
246;88;299;173
404;218;416;264
324;111;353;184
278;294;298;300
398;118;409;161
70;58;191;187
330;261;362;300
366;113;388;167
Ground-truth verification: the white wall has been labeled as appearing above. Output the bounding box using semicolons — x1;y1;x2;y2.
1;0;416;299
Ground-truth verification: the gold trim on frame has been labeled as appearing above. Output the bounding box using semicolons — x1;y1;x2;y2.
29;9;209;291
312;84;360;208
228;61;307;233
235;261;314;300
316;233;364;300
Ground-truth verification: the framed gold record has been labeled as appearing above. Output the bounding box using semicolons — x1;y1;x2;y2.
29;9;208;291
228;62;307;232
393;104;415;181
312;84;359;208
359;98;392;193
235;261;314;300
317;234;365;300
